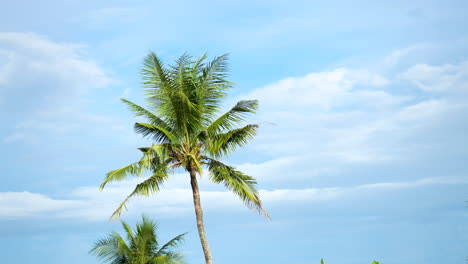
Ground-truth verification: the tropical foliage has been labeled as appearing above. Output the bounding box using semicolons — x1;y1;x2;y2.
100;52;268;264
90;216;185;264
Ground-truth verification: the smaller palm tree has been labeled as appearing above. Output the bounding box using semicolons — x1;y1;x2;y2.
90;215;186;264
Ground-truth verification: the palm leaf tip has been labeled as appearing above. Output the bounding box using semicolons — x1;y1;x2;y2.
101;159;153;191
109;168;169;220
110;206;125;220
208;124;259;158
207;158;270;219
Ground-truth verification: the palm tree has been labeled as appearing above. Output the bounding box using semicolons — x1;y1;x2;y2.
100;52;269;264
90;215;186;264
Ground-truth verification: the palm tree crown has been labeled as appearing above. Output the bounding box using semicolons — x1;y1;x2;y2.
90;216;185;264
100;52;269;264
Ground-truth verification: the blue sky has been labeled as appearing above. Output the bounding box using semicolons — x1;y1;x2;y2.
1;0;467;263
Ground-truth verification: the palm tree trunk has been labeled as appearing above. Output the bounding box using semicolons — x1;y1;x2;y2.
189;167;213;264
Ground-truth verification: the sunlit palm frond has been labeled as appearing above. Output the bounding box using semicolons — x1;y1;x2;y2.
134;216;159;257
101;162;145;190
206;158;270;219
121;221;135;246
205;100;258;135
110;168;170;220
201;53;230;88
198;54;231;120
121;99;169;127
150;254;184;264
134;122;179;144
208;124;258;158
90;233;130;264
142;52;184;133
101;146;170;190
156;233;187;256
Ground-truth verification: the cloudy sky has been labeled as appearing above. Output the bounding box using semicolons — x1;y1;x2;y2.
1;1;467;263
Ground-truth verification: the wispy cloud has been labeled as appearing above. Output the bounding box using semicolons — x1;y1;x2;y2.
235;54;468;168
0;32;134;144
0;177;464;221
399;61;468;93
0;192;84;219
0;32;112;109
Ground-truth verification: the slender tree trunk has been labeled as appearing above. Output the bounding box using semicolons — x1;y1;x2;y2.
189;167;213;264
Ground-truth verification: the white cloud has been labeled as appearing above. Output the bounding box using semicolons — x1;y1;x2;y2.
0;192;84;218
381;43;439;69
399;61;468;93
237;156;336;182
0;32;112;111
0;177;463;221
245;68;390;111
395;100;453;122
0;32;134;144
235;55;468;167
1;42;466;222
356;177;467;190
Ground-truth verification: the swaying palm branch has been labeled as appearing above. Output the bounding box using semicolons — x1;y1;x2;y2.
101;52;269;264
90;216;185;264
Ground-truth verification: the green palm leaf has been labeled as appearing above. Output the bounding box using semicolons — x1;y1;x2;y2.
121;99;170;127
157;233;187;255
208;124;259;158
111;168;170;220
134;122;179;144
205;100;258;135
100;162;145;190
206;158;270;219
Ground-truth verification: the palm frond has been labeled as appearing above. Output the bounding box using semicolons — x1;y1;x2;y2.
149;254;184;264
143;144;172;166
101;162;145;190
121;99;169;127
101;145;171;190
198;54;231;120
208;124;258;158
201;53;230;89
111;232;132;258
121;221;134;245
206;158;270;219
134;122;178;144
205;100;258;135
90;237;118;259
110;168;170;220
192;53;208;72
90;233;130;264
134;216;159;257
142;52;203;138
156;233;187;255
